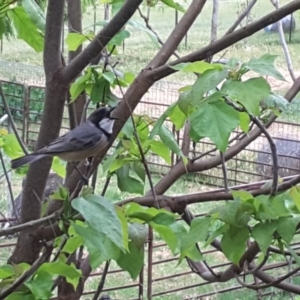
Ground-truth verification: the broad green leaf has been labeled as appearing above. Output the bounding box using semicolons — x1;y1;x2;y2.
109;157;136;173
290;186;300;212
149;102;177;139
205;223;229;247
252;221;277;254
0;264;14;279
188;217;211;242
151;212;175;226
25;270;52;299
90;76;110;104
63;236;84;254
73;223;120;269
261;93;289;112
7;293;34;300
72;195;124;249
189;100;240;151
224;77;271;116
117;165;144;194
221;226;249;264
133;162;146;182
66;32;94;51
39;261;81;288
50;185;69;201
150;140;171;165
128;223;148;249
2;134;24;159
127;20;159;47
23;0;46;32
116;206;129;251
190;68;228;104
8;7;44;52
125;203;161;222
159;125;187;163
243;54;285;81
276;216;300;245
51;156;66;179
102;71;115;83
109;29;130;46
171;61;223;73
0;18;5;39
178;91;193;115
160;0;185;12
150;222;177;253
116;241;144;280
239;112;250;133
70;70;92;101
231;190;253;202
169;104;187;130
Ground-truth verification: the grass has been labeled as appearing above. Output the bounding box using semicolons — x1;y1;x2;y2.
0;0;300;299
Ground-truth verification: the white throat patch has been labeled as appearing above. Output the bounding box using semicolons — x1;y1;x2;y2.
99;118;115;134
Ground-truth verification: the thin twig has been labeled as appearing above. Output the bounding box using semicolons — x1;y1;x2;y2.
0;243;53;299
0;207;63;237
226;0;257;35
0;150;18;223
110;65;160;209
101;176;111;197
0;81;28;155
270;0;296;82
92;260;110;300
235;266;300;290
137;8;180;59
220;151;229;192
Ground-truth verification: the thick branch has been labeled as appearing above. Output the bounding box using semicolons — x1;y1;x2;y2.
147;0;300;81
148;0;206;68
60;0;143;83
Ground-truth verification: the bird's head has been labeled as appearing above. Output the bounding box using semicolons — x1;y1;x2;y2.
88;106;117;135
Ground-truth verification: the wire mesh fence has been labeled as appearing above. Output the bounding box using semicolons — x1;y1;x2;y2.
1;62;300;298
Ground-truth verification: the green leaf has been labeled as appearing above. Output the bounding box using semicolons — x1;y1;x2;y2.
127;20;159;47
0;18;5;39
128;223;148;249
71;195;124;250
116;206;129;251
239;112;250;133
243;54;285;81
74;223;120;269
2;134;24;159
276;216;300;245
6;293;34;300
109;29;130;46
160;0;185;12
171;61;223;73
287;246;300;267
290;186;300;212
221;226;249;264
117;165;144;194
63;236;84;254
51;156;66;179
205;223;229;247
0;264;14;279
159;125;187;163
23;0;46;32
70;69;92;101
133;162;145;183
150;140;171;165
231;190;254;202
90;76;110;104
252;221;277;254
116;241;144;280
189;100;240;151
188;217;211;242
261;93;289;111
224;77;271;116
66;32;94;51
169;104;187;130
8;7;44;52
39;261;81;288
25;270;52;299
150;222;177;253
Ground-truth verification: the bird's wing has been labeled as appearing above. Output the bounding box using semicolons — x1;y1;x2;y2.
36;123;104;154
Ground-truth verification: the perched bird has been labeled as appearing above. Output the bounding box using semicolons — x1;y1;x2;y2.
11;106;117;169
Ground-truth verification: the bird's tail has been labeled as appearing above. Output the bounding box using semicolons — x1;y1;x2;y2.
11;154;47;169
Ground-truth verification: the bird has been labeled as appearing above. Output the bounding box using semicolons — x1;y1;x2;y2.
11;106;117;169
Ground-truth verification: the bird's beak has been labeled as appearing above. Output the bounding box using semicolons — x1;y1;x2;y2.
109;106;119;120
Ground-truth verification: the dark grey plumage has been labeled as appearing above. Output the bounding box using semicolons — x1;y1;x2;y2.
11;106;116;169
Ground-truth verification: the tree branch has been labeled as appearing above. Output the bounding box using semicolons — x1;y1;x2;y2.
148;0;206;69
147;1;300;81
60;0;143;83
